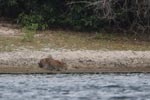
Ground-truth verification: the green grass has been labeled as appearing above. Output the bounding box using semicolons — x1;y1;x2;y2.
0;30;150;52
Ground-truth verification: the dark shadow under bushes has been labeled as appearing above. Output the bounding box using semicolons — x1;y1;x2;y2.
0;0;150;38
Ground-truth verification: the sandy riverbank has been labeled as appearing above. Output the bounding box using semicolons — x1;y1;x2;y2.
0;23;150;73
1;49;150;73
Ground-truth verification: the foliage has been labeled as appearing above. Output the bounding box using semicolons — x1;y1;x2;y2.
18;14;47;30
0;0;150;34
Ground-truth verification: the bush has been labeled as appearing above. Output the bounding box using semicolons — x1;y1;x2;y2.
18;14;48;30
0;0;150;34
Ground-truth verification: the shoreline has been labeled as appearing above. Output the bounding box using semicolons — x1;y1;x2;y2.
1;49;150;73
1;23;150;74
0;66;150;74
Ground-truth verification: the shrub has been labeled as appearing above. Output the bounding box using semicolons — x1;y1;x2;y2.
0;0;150;34
22;28;35;42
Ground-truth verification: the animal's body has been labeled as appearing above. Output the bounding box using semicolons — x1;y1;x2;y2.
38;56;67;71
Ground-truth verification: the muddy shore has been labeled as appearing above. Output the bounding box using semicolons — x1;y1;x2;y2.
1;49;150;73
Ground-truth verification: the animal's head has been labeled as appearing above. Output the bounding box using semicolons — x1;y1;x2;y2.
38;58;50;68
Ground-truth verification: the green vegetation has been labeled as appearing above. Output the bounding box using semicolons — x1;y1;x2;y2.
0;0;150;35
22;28;35;42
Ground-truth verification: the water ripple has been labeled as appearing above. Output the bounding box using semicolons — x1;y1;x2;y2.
0;74;150;100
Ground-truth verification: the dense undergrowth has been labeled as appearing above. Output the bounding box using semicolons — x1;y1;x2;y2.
0;0;150;36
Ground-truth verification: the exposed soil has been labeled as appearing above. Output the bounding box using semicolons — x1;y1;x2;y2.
0;23;22;36
0;22;150;73
0;49;150;73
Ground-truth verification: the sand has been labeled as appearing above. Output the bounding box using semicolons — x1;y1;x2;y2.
0;49;150;73
0;23;150;73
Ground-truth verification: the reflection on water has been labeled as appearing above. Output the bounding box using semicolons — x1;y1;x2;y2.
0;74;150;100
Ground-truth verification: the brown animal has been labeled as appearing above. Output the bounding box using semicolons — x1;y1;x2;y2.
38;56;67;71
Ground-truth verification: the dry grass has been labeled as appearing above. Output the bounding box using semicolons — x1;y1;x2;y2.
0;30;150;51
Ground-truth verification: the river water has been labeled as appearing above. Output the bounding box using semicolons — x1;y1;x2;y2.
0;74;150;100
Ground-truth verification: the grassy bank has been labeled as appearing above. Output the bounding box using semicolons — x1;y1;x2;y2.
0;30;150;52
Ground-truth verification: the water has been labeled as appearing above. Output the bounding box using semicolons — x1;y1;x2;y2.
0;74;150;100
